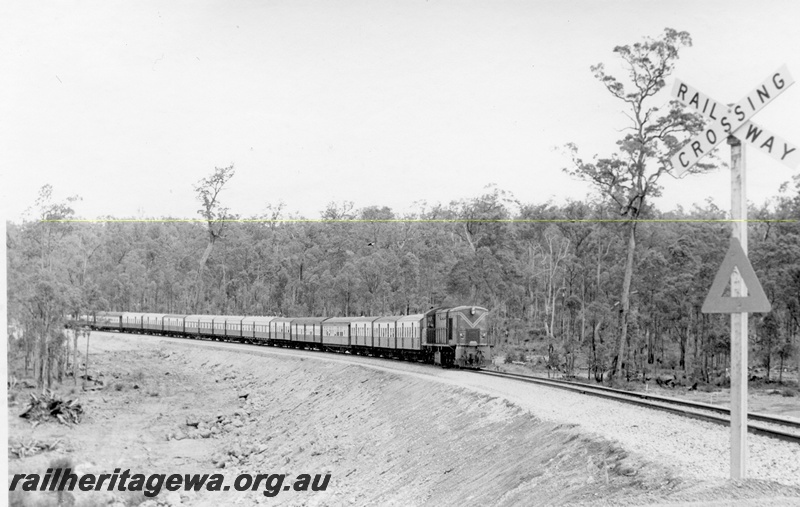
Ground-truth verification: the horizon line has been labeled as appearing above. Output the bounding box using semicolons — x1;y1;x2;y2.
36;218;798;224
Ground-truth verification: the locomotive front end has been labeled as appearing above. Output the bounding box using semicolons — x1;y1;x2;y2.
451;306;491;368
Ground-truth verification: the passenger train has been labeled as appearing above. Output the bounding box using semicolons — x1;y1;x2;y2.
77;306;492;368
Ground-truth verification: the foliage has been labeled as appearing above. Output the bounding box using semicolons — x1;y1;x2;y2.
563;28;709;379
8;179;800;387
7;186;87;388
7;33;800;389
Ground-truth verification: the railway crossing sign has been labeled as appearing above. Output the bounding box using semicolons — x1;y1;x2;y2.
701;237;771;314
669;64;796;481
670;65;795;176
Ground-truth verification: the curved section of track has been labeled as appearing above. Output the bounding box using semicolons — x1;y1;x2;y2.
474;369;800;444
91;327;800;444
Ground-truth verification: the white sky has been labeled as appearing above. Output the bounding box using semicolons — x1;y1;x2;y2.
2;0;799;220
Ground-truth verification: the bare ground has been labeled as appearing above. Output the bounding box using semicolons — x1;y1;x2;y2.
7;333;800;506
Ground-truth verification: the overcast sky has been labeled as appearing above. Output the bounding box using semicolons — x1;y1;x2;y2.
2;0;799;221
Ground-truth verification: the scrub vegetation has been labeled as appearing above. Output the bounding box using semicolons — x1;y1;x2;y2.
7;28;799;391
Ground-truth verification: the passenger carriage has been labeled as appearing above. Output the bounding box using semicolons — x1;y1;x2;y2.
163;314;186;335
396;313;424;351
241;316;275;343
373;316;400;350
184;315;224;338
269;317;293;343
217;316;245;340
142;313;167;333
121;312;146;332
184;315;202;336
349;316;378;348
321;317;351;348
291;317;326;347
91;311;123;331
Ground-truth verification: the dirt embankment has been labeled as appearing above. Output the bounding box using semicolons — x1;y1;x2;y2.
8;334;800;506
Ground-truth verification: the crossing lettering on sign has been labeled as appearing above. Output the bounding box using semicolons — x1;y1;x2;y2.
671;79;799;170
669;64;794;482
670;65;795;176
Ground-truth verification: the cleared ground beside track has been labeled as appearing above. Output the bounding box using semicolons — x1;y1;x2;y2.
9;331;800;506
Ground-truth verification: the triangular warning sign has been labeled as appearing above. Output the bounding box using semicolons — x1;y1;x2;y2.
702;237;771;313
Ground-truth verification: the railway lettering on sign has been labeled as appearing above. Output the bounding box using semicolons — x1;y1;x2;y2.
670;65;796;175
669;64;795;481
671;78;799;171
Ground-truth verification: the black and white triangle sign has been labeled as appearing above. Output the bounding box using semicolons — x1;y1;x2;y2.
702;237;771;314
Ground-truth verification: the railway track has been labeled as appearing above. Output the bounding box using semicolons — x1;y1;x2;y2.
474;369;800;444
92;327;800;444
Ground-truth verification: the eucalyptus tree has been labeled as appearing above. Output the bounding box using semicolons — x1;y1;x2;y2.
193;164;236;309
8;185;82;387
563;28;707;379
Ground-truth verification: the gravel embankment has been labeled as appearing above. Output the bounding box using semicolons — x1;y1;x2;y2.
87;332;800;505
116;333;800;487
437;370;800;487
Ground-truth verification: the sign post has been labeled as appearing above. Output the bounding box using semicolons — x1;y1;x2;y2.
728;135;748;479
670;66;795;480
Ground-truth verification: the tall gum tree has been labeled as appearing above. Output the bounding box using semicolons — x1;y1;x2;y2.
193;164;235;310
563;28;708;380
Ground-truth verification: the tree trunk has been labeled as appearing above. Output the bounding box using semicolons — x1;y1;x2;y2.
38;332;47;389
194;240;216;310
83;334;90;390
614;220;637;379
581;279;586;360
73;329;79;385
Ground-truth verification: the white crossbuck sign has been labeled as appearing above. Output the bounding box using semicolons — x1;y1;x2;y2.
670;65;797;176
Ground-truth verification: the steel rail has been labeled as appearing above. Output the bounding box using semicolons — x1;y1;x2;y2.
474;369;800;444
86;324;800;444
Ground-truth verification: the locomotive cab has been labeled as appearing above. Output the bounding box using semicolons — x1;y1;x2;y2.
425;306;491;368
449;305;491;368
